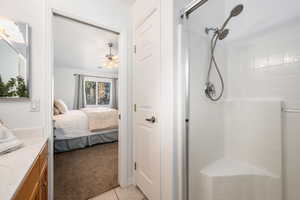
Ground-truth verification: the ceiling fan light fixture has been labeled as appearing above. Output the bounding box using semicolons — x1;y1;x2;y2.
0;17;25;44
102;42;119;68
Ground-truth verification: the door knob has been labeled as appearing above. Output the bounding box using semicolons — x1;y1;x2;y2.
145;116;156;123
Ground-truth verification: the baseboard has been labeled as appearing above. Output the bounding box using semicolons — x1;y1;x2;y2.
128;176;135;186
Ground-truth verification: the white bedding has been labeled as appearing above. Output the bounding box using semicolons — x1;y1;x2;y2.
81;107;118;132
53;108;118;138
53;110;89;137
54;110;88;130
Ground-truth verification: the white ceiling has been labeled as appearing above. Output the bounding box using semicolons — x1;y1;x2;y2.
53;15;119;73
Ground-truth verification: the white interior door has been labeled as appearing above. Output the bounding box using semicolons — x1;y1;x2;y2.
133;5;161;200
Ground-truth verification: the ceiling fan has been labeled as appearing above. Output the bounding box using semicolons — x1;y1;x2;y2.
101;42;119;68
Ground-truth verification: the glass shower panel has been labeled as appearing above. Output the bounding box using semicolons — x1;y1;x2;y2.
186;1;227;199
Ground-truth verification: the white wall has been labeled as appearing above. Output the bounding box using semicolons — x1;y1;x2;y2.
53;15;119;74
224;100;282;176
226;1;300;199
0;0;46;129
54;67;118;109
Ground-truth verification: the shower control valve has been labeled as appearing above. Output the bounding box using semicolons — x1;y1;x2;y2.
205;27;219;35
205;82;216;98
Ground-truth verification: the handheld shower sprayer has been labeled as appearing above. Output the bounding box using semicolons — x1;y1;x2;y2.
204;4;243;101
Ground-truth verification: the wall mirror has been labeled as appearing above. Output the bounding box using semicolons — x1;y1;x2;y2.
0;17;30;99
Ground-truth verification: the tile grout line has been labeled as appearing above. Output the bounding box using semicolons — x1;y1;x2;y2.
114;189;120;200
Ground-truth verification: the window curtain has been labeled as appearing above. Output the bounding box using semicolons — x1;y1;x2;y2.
112;79;118;109
74;74;85;109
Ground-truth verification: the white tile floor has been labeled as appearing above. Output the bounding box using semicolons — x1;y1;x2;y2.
89;185;147;200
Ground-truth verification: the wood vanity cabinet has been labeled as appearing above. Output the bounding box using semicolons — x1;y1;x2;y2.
13;142;48;200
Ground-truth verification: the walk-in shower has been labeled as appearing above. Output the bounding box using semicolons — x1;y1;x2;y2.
204;4;243;101
178;0;298;200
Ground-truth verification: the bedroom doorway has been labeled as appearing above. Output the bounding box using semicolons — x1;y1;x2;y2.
50;11;128;200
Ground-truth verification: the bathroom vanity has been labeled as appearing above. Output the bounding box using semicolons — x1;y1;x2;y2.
13;143;48;200
0;128;48;200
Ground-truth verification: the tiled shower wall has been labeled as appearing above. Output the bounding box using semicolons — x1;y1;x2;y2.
226;0;300;199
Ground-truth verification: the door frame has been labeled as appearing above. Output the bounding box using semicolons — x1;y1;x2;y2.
45;8;131;200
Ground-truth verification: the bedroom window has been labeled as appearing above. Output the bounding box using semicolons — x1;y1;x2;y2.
84;78;112;107
98;82;111;105
85;81;96;105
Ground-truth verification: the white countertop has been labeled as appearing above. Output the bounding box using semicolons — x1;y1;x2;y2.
0;128;48;200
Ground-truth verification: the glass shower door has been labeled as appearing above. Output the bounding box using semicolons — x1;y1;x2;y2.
181;0;288;200
184;1;226;199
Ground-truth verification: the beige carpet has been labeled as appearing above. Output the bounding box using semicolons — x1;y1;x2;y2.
54;142;118;200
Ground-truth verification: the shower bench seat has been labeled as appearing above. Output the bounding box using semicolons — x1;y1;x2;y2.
199;158;281;200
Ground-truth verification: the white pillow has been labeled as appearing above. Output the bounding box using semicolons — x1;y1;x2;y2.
54;99;68;114
53;107;61;115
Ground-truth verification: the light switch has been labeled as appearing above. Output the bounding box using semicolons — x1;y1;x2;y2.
30;99;40;112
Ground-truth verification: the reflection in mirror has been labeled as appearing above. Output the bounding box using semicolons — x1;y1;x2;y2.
0;17;30;99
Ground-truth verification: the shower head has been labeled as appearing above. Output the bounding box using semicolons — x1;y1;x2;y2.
230;4;244;17
205;4;244;102
218;29;229;40
220;4;244;32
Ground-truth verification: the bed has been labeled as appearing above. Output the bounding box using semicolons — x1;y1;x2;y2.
53;107;118;153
